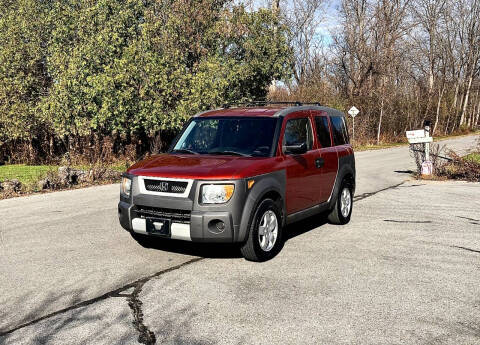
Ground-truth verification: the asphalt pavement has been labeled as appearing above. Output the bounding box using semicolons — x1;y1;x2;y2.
0;134;479;345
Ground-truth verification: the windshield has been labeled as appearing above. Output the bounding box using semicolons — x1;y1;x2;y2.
171;117;278;157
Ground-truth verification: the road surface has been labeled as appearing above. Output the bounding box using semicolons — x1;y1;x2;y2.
0;134;479;344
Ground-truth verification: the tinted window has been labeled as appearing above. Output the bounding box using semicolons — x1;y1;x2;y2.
283;118;313;151
330;116;349;146
173;117;278;157
314;116;332;148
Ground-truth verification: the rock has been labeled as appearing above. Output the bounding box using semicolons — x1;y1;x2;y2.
58;166;87;185
37;179;50;190
74;169;88;183
58;166;71;185
2;179;21;192
77;171;90;183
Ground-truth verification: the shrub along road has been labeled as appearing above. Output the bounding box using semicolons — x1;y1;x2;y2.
0;134;479;344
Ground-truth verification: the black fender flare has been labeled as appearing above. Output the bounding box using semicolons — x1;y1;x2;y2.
329;160;356;209
236;171;286;243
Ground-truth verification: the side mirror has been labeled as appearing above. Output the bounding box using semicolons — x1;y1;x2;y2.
283;142;307;155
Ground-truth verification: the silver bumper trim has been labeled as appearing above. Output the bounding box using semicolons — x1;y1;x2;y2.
131;218;191;241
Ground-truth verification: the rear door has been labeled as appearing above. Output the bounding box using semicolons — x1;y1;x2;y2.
329;115;353;174
312;111;339;202
281;112;320;214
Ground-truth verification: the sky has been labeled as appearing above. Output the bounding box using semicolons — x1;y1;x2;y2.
241;0;342;47
315;0;341;45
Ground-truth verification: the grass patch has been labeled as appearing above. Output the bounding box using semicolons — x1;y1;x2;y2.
72;162;128;172
103;162;129;172
0;163;128;197
0;164;57;185
464;152;480;163
0;163;128;184
433;151;480;182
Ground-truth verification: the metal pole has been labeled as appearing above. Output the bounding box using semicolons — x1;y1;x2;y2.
425;124;430;161
352;117;355;143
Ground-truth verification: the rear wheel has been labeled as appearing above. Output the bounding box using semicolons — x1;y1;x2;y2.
328;181;353;225
240;198;283;262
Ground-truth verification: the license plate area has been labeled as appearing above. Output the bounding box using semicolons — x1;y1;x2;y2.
146;218;171;236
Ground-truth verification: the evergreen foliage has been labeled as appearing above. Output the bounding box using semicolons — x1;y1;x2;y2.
0;0;292;161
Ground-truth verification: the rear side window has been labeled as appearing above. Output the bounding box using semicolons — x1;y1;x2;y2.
314;116;332;148
283;118;313;150
330;116;349;146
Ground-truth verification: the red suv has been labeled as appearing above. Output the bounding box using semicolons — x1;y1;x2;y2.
118;103;355;261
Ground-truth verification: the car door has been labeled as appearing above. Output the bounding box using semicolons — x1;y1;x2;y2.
329;115;353;181
312;111;339;202
281;112;320;214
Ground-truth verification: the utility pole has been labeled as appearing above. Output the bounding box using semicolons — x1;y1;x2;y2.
269;0;281;94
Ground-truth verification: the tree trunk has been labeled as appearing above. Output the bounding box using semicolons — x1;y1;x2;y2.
272;0;280;12
475;94;480;128
377;96;385;145
451;82;459;112
444;114;450;135
49;135;54;158
459;74;473;126
470;89;479;129
448;81;461;133
433;84;445;135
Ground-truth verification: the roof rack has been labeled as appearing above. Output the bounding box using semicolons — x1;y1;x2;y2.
222;101;322;108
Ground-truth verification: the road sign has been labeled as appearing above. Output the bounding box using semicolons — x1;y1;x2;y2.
348;106;359;142
348;106;359;118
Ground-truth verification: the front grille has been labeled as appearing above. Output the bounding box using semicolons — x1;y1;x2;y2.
135;206;191;224
144;179;188;194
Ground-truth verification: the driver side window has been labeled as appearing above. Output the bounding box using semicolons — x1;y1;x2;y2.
283;118;313;151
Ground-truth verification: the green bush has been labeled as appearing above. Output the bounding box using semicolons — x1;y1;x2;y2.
0;0;292;162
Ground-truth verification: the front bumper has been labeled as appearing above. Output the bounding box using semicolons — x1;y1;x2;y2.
118;177;246;243
118;201;237;242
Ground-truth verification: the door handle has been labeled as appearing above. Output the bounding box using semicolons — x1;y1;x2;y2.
315;158;324;168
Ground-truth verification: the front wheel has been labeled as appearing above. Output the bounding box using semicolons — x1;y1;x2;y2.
240;198;284;262
328;181;353;225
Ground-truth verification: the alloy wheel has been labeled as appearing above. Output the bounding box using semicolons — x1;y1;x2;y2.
258;210;278;252
340;187;352;218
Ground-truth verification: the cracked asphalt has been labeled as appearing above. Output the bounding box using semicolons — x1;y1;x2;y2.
1;135;479;345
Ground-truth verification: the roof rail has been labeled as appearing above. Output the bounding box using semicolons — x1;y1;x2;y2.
222;101;321;108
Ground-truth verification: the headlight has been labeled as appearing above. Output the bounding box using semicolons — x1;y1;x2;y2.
120;177;132;197
201;184;234;204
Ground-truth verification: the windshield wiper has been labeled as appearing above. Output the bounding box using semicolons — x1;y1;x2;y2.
171;149;199;155
208;150;250;157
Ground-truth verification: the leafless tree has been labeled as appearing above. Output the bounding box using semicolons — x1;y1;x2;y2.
266;0;480;143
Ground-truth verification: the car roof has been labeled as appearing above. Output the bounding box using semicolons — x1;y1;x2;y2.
195;105;345;118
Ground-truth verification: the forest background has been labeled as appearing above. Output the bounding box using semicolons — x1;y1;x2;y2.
1;0;479;166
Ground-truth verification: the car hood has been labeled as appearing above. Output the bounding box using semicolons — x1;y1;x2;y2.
127;154;280;180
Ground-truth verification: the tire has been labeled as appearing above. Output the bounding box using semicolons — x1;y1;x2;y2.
240;198;284;262
328;180;353;225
